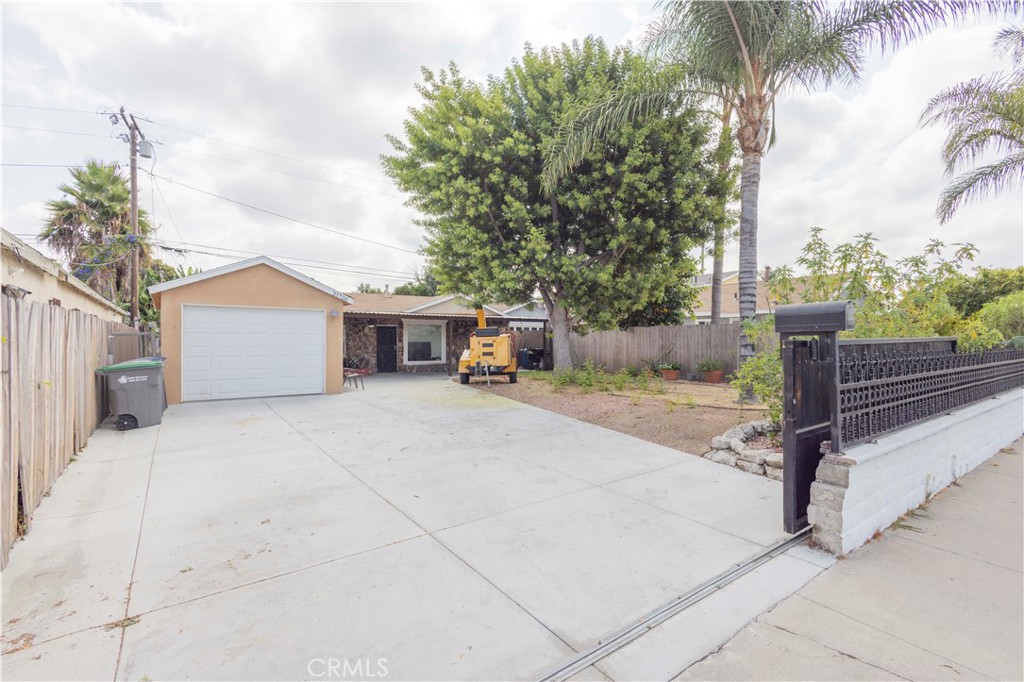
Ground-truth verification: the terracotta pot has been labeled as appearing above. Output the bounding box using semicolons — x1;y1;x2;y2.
702;369;724;384
661;369;680;382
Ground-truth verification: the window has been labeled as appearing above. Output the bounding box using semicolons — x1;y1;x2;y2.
403;320;446;364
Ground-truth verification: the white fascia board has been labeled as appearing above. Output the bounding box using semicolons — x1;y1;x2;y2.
148;255;353;304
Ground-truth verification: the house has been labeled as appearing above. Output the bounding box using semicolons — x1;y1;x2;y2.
343;292;549;373
1;228;128;322
689;267;808;324
148;256;352;404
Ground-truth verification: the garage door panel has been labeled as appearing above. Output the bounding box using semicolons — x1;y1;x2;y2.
182;306;326;401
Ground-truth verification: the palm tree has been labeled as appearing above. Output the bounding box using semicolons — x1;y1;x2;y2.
921;25;1024;223
41;160;152;306
545;1;991;358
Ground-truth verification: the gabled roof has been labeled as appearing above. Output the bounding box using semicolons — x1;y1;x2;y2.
344;292;544;321
148;256;353;303
693;270;739;287
1;228;128;315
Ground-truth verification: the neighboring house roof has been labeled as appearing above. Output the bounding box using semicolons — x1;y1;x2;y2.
148;256;354;304
692;274;810;318
692;270;739;288
344;292;545;321
1;228;128;316
500;300;548;317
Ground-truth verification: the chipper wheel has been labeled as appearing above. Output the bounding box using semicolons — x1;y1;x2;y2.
508;372;517;384
459;373;470;385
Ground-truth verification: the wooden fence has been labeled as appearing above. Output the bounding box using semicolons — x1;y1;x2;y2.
570;323;743;375
1;295;141;569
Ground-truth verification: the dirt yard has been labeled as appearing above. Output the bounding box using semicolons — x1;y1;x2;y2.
475;374;767;456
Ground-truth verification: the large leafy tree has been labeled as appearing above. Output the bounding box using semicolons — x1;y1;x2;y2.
545;1;989;364
946;265;1024;316
921;25;1024;222
393;265;441;296
383;38;730;368
41;160;153;312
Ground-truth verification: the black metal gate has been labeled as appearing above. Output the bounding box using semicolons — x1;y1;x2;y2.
780;335;837;533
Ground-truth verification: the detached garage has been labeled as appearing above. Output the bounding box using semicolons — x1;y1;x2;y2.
149;257;352;404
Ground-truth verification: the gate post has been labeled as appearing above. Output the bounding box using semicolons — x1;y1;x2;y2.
775;302;854;533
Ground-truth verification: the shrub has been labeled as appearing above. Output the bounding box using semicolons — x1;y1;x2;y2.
731;349;783;429
697;358;725;372
978;291;1024;340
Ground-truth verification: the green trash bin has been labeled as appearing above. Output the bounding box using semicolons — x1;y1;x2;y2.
96;358;166;431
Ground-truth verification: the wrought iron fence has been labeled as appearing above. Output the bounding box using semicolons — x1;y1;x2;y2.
837;340;1024;447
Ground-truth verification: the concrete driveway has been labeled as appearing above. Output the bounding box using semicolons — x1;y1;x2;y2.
2;375;829;681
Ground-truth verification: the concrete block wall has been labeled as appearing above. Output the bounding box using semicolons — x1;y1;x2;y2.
808;389;1023;555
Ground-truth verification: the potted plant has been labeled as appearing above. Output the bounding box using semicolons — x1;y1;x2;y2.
697;358;725;384
658;362;681;381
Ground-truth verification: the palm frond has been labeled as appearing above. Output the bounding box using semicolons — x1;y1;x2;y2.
993;23;1024;66
937;151;1024;222
542;66;719;192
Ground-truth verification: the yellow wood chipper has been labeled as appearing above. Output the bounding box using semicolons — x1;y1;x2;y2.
458;309;518;384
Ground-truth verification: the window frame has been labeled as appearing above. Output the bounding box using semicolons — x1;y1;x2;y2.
402;318;447;366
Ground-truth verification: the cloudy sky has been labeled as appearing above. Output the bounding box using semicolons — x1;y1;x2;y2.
2;2;1021;294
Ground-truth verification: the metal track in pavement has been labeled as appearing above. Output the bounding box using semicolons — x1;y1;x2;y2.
536;527;813;682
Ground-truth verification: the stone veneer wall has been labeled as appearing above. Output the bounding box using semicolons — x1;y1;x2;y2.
808;389;1023;556
345;316;503;374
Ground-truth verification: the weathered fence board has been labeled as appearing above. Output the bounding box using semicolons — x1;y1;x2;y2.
569;324;742;375
0;296;139;568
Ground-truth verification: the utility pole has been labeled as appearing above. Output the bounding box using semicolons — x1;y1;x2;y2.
118;107;146;327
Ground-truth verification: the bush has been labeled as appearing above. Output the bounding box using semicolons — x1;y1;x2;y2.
731;348;783;429
978;291;1024;340
697;358;725;372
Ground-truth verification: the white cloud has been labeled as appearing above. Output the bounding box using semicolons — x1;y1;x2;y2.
2;2;1020;298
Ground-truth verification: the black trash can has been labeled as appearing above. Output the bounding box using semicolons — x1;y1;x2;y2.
96;358;166;431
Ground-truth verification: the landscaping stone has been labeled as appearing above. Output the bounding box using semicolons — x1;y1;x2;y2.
736;460;765;475
711;436;733;450
701;420;783;482
706;449;738;467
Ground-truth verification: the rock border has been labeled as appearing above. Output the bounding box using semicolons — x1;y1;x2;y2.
703;420;783;480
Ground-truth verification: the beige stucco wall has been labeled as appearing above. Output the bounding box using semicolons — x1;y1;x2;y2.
156;264;346;404
2;247;127;322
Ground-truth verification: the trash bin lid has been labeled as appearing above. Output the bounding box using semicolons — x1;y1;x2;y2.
97;358;164;373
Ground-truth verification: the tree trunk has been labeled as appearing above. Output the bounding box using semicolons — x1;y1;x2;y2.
711;223;724;324
738;151;761;321
738;151;762;368
543;291;575;370
711;101;733;326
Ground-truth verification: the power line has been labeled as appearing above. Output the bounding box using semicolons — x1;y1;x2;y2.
153;243;414;282
135;113;396;187
1;103;108;114
1;163;82;168
151;140;404;198
154;239;415;277
1;124;113;139
144;170;420;255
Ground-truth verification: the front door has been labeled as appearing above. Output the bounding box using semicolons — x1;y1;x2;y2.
376;326;398;373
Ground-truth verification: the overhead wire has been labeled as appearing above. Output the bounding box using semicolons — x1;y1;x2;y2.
153;238;415;276
132;112;396;187
1;124;114;139
152;242;415;282
150;140;404;198
143;169;420;255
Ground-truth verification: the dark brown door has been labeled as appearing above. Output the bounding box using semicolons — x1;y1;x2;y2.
376;326;398;373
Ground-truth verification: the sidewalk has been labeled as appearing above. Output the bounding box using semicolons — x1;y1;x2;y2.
678;438;1023;681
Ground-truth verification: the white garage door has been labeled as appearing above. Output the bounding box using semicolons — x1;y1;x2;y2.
181;305;326;401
